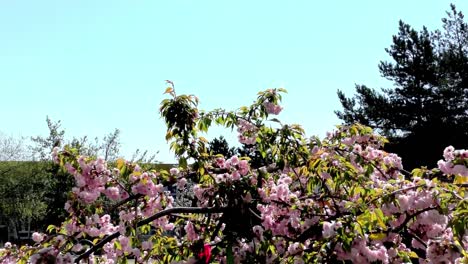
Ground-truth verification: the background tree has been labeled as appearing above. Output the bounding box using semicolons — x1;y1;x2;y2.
207;135;273;168
100;128;121;161
30;116;65;161
207;136;236;158
0;132;28;162
235;143;274;168
129;148;158;163
0;117;159;245
336;4;468;169
0;133;48;244
28;117;73;228
30;118;123;227
0;161;49;243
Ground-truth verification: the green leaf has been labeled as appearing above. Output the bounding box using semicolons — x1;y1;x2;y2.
454;175;468;184
164;87;173;95
306;179;315;194
179;157;188;169
114;241;122;250
115;159;125;170
369;233;386;240
269;118;281;123
198;166;205;176
373;208;387;229
46;224;56;233
226;244;234;264
278;88;288;93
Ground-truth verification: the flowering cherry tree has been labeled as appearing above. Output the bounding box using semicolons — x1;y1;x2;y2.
1;83;467;263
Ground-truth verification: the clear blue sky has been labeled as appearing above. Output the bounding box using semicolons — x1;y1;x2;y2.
1;1;466;163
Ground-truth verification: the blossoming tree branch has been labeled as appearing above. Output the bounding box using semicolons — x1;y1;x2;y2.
1;84;467;263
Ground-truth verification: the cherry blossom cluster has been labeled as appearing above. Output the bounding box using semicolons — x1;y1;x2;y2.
263;101;282;115
438;146;468;176
212;156;250;183
237;119;258;145
66;156;113;204
333;178;449;263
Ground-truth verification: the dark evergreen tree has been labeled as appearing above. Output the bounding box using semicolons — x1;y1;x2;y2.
207;136;236;158
207;136;268;168
235;144;266;169
336;4;468;169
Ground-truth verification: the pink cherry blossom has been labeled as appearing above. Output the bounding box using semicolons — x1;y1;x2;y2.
32;232;44;243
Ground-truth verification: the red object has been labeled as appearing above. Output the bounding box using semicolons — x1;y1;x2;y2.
198;244;212;264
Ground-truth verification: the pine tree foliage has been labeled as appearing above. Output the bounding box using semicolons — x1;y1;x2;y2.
336;4;468;168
